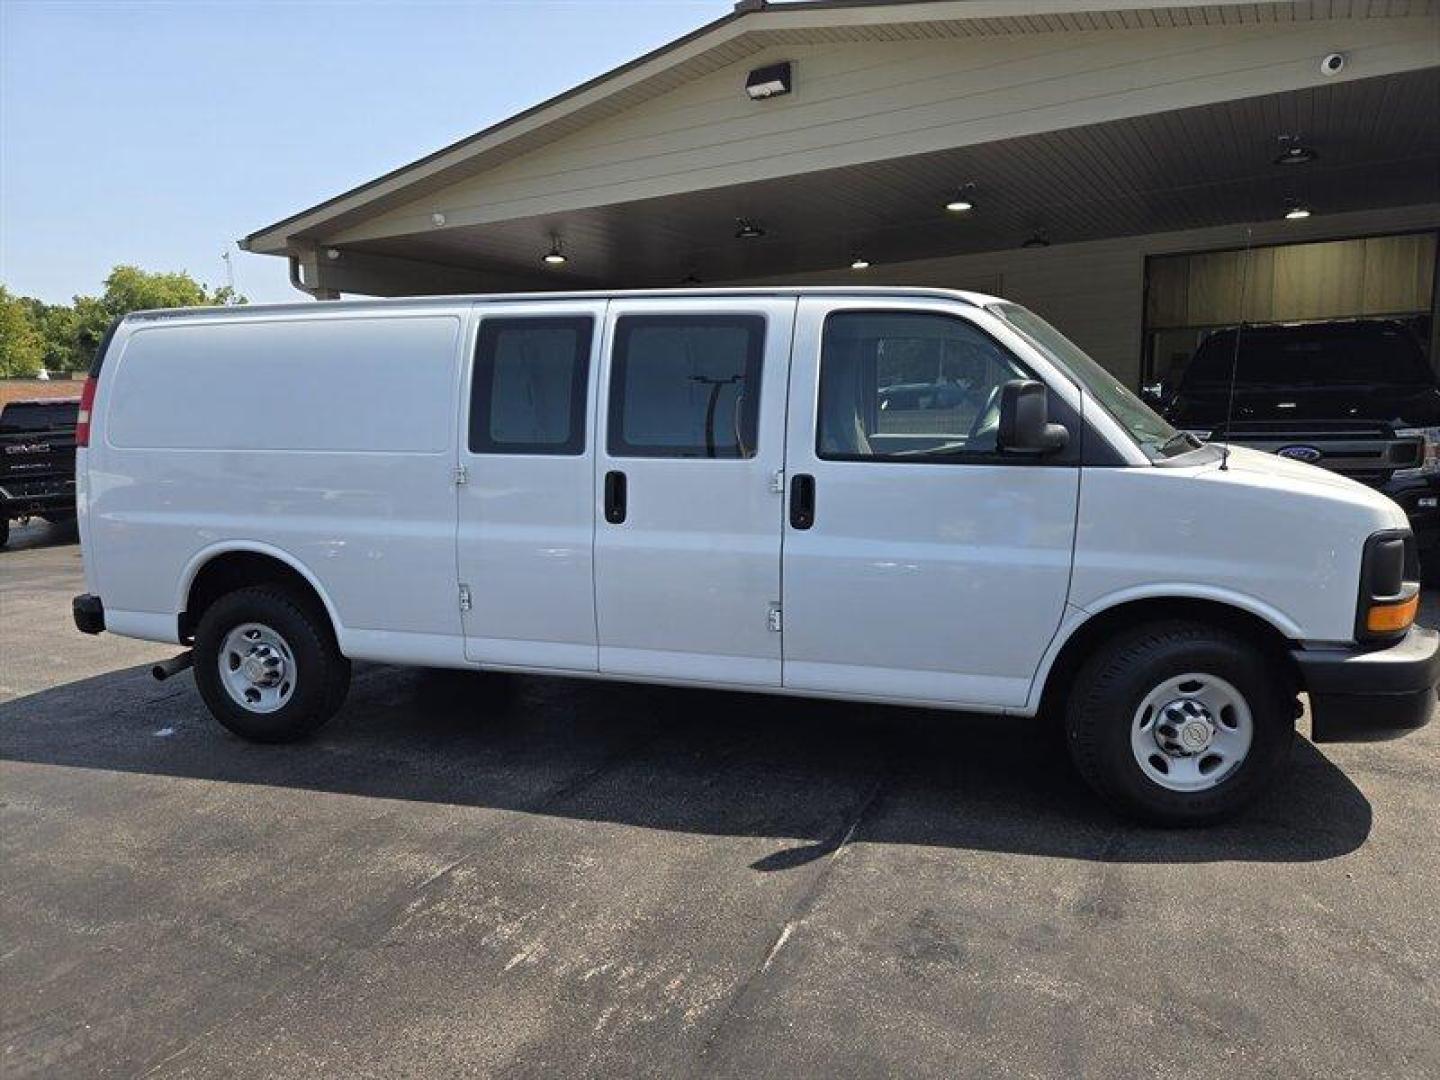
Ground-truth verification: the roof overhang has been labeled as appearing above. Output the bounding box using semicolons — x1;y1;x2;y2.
242;0;1437;258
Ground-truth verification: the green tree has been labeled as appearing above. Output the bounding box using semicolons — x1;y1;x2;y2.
20;266;249;374
0;286;45;377
3;266;246;376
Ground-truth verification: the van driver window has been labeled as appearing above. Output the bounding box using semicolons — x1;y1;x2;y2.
817;310;1029;461
609;314;764;458
470;316;593;455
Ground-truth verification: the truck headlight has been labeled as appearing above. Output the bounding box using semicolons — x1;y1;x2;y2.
1394;427;1440;479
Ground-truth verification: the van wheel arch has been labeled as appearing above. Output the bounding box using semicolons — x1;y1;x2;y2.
1039;598;1301;722
181;550;338;646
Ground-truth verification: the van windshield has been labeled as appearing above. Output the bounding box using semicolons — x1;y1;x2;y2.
988;302;1190;460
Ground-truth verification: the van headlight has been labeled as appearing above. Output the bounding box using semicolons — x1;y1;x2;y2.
1394;427;1440;479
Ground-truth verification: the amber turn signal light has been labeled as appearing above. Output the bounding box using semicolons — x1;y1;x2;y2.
1365;594;1418;634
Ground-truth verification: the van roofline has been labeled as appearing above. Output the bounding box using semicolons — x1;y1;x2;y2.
117;286;997;323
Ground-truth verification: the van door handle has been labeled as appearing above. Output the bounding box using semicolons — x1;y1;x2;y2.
604;470;627;524
789;473;815;530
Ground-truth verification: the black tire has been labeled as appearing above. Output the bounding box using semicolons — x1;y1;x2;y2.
193;585;350;743
0;515;8;549
1065;620;1295;826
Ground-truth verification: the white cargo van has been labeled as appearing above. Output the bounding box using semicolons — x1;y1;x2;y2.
72;288;1437;824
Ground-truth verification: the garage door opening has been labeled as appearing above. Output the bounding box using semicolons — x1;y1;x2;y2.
1143;231;1437;396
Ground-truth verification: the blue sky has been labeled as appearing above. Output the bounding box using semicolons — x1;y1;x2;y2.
1;0;734;304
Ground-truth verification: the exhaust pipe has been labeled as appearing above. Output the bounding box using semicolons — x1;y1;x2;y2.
152;651;194;682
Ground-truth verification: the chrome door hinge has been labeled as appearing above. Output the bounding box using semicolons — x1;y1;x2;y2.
769;468;785;494
453;464;469;486
458;584;472;612
767;603;782;632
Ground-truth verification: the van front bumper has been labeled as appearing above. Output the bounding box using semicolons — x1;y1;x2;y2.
1293;626;1440;742
73;593;105;635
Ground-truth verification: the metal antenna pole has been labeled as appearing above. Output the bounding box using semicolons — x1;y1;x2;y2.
1220;226;1254;472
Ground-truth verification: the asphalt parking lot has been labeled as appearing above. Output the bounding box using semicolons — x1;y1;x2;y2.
3;520;1438;1079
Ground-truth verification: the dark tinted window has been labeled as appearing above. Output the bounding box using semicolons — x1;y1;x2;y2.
0;400;79;435
818;311;1028;461
608;314;763;458
470;317;593;454
1183;323;1432;389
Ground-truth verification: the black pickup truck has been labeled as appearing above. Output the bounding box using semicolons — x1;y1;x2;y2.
1162;319;1440;555
1;397;80;548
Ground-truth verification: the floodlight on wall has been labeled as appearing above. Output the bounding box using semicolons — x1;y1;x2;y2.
325;248;341;261
1022;233;1051;248
734;218;765;239
850;255;872;270
431;212;446;227
746;61;792;100
1284;202;1313;220
542;237;568;265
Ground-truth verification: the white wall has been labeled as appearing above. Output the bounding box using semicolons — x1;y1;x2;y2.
737;204;1440;386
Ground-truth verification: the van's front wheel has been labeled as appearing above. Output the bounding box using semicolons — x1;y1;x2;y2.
193;586;350;742
1065;621;1295;826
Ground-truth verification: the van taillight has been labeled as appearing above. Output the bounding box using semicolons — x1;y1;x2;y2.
76;375;98;448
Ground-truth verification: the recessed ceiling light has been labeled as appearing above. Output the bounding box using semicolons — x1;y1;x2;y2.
1274;145;1317;166
850;256;872;270
734;218;765;239
542;237;567;265
1284;203;1313;220
945;185;977;212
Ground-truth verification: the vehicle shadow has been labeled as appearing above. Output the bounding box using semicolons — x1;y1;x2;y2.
0;659;1373;866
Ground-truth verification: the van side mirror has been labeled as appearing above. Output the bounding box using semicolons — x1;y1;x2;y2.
997;379;1069;455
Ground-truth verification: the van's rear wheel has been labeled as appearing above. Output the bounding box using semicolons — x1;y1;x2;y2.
193;586;350;742
1065;621;1295;826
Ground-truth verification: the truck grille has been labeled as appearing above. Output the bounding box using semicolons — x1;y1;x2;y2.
1227;425;1421;488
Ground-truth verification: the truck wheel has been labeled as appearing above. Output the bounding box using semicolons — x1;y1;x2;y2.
193;586;350;743
1065;621;1295;826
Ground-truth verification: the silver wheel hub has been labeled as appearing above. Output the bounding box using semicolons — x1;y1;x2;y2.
1131;673;1253;793
1156;699;1216;756
219;623;296;714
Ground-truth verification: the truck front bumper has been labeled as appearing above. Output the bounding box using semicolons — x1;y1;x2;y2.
1;487;76;519
1293;626;1440;742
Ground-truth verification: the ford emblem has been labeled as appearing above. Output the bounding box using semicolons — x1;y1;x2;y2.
1277;445;1323;464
